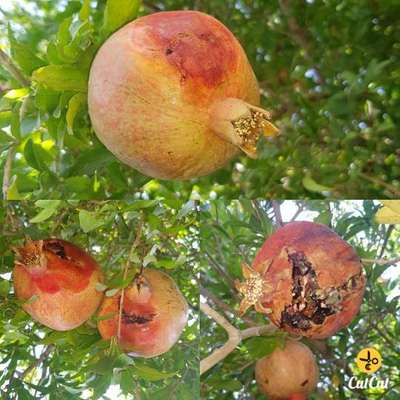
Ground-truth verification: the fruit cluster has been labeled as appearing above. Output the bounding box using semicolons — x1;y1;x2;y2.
13;239;188;358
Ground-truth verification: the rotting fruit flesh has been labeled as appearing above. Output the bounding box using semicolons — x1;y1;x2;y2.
13;239;104;331
236;221;366;339
255;340;319;400
88;11;278;180
97;268;188;358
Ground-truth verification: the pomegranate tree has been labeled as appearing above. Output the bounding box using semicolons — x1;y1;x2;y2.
255;340;319;400
236;221;366;338
88;11;278;180
13;239;104;331
97;268;188;358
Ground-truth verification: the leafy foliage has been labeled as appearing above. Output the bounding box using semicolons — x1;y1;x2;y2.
0;0;399;199
199;200;400;399
0;200;199;399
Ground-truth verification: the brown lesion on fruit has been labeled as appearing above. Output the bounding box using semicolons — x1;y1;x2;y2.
301;379;309;386
280;250;364;331
44;240;68;260
122;310;157;325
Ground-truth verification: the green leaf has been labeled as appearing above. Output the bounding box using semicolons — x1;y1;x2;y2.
32;65;88;92
79;210;105;233
66;93;86;135
8;26;45;75
302;173;332;194
0;111;12;128
130;363;176;381
4;88;29;100
105;288;119;297
102;0;141;37
0;279;10;296
30;200;61;223
64;176;92;194
244;336;280;359
79;0;91;21
24;139;51;171
120;369;135;394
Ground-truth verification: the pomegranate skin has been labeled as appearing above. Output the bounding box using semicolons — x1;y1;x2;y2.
255;341;319;400
97;269;188;358
88;11;263;180
13;239;104;331
238;222;366;339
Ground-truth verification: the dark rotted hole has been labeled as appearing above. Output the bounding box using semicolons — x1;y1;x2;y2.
44;241;67;259
165;48;173;55
280;252;335;330
301;379;309;387
122;310;156;325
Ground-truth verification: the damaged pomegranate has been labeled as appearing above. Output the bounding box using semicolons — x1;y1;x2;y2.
255;340;319;400
97;268;188;358
88;11;278;180
13;239;104;331
236;221;366;339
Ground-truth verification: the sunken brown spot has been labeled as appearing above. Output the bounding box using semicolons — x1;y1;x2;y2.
122;310;156;325
280;251;362;331
44;240;67;259
301;379;309;386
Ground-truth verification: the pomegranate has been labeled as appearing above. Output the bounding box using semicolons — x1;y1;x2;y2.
13;239;104;331
97;268;188;358
255;340;319;400
88;11;278;180
236;221;366;339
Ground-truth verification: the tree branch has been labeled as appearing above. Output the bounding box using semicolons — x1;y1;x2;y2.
2;146;16;200
200;302;276;375
19;345;54;381
272;200;283;227
0;48;30;87
200;286;257;327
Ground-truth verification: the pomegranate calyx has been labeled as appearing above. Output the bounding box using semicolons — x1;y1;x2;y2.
210;98;278;158
235;263;273;315
14;239;47;272
126;275;152;304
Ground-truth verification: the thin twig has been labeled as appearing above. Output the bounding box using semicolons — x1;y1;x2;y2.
378;225;394;259
19;345;54;381
0;48;30;86
272;200;283;227
2;146;16;200
200;286;257;326
361;257;400;265
359;173;400;197
200;302;277;375
117;217;144;340
290;202;305;222
143;1;163;12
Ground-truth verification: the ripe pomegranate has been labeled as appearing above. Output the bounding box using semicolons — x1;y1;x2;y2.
88;11;278;180
97;268;188;358
255;340;319;400
236;221;366;339
13;239;104;331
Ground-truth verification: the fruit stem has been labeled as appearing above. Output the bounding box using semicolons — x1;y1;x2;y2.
210;98;279;158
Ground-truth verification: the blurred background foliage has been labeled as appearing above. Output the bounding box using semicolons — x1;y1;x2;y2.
199;200;400;399
0;0;399;199
0;199;199;399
